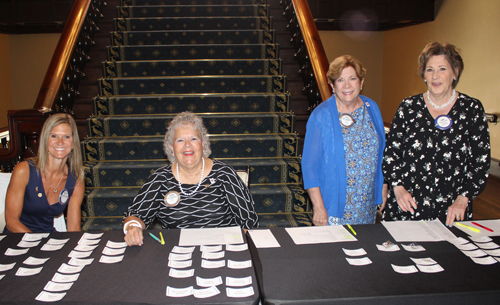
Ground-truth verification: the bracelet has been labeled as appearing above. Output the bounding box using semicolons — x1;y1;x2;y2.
123;220;143;235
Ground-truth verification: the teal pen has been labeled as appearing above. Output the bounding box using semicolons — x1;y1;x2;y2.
149;232;161;243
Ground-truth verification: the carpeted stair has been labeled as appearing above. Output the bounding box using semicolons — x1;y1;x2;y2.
81;0;312;231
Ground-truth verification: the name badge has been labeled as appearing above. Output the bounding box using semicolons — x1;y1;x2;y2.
164;191;180;207
59;189;69;205
339;114;356;128
435;115;453;130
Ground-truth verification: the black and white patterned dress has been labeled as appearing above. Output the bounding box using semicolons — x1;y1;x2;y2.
383;93;490;222
125;159;259;229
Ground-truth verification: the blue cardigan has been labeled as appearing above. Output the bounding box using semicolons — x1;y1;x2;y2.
301;95;386;217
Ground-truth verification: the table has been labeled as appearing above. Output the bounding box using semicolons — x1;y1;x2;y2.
247;224;500;305
0;230;259;305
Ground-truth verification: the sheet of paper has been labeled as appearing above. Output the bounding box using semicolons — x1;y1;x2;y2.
81;233;103;239
461;249;488;258
68;250;93;258
58;263;84;274
455;220;500;237
193;286;220;298
485;249;500;257
52;272;80;283
68;258;94;266
172;246;195;254
342;248;367;256
99;255;124;264
226;286;254;298
345;257;372;266
470;236;493;243
200;245;222;252
168;253;192;261
448;237;469;245
168;260;192;268
106;241;128;248
475;242;499;250
227;259;252;269
0;274;4;281
22;233;49;241
248;229;281;248
455;243;478;251
44;281;74;292
471;256;497;265
17;240;41;248
179;226;243;246
401;244;426;252
376;244;400;252
35;291;66;302
5;248;29;256
410;257;437;265
23;256;50;265
41;244;65;251
0;235;6;241
201;259;225;269
78;239;100;246
0;262;16;271
46;238;69;245
226;276;252;287
74;244;98;251
226;244;248;252
16;266;43;276
391;264;418;274
169;268;195;278
166;286;193;297
196;276;223;287
417;264;444;273
201;251;225;259
285;225;357;245
382;219;456;242
102;247;126;256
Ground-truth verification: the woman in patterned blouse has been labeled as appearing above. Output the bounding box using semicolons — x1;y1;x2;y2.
302;55;386;226
123;112;258;246
382;42;490;226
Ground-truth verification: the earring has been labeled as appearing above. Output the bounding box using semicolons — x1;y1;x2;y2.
424;80;427;82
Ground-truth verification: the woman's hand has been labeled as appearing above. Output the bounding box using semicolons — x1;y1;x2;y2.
393;185;417;214
446;195;469;227
307;187;328;226
124;226;144;246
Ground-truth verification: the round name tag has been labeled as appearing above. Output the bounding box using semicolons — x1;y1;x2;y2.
435;115;453;130
59;189;69;205
164;191;180;207
339;114;356;128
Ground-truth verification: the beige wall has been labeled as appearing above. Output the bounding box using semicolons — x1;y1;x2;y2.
0;34;14;127
382;0;500;159
319;31;384;108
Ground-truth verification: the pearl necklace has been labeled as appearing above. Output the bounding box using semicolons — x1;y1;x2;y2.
427;89;456;109
177;157;205;196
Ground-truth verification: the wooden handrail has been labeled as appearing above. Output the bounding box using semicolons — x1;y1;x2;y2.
34;0;92;113
291;0;331;102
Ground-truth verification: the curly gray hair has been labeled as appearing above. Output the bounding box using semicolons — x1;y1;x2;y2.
163;112;212;163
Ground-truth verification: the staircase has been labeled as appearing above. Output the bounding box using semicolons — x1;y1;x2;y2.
80;0;312;231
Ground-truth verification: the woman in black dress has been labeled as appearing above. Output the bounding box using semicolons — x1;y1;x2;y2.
382;42;490;226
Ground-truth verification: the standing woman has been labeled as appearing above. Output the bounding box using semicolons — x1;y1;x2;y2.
4;113;85;233
382;42;490;226
302;55;386;226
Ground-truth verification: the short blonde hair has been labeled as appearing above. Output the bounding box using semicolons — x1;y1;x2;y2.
163;112;211;163
326;55;366;84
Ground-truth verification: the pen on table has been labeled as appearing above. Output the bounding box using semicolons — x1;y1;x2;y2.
455;222;481;233
149;232;161;244
159;232;165;245
471;222;494;232
347;224;357;235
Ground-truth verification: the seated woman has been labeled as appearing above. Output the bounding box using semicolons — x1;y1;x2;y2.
123;112;259;246
4;113;85;233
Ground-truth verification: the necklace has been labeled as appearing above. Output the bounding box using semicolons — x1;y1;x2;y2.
427;89;456;109
45;171;64;193
177;157;205;196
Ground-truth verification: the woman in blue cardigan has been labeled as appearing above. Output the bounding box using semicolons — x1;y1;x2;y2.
302;55;386;226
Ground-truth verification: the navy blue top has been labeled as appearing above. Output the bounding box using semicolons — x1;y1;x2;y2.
3;161;76;233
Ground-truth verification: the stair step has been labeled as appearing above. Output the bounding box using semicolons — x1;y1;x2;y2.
118;5;270;18
81;133;300;161
84;157;302;187
92;93;290;115
98;75;287;95
110;30;276;46
121;0;267;5
114;16;273;31
106;44;279;61
102;59;282;78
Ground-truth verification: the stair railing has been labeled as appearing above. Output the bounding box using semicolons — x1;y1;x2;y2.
282;0;331;112
0;0;104;172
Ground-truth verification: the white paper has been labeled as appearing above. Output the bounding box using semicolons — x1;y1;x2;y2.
376;244;400;252
44;281;74;292
193;286;220;298
196;276;223;287
16;266;43;276
171;246;195;253
226;286;255;298
247;229;281;248
68;258;94;266
226;244;248;252
46;238;69;245
285;225;357;245
227;259;252;269
52;272;79;283
484;249;500;257
102;247;126;256
35;291;66;302
58;263;85;274
475;242;499;250
179;226;243;246
417;264;444;273
226;276;252;287
22;233;49;241
74;244;98;252
448;237;470;245
23;256;50;265
200;245;223;252
202;251;225;259
0;262;16;271
99;255;124;264
471;256;498;265
382;219;456;242
166;286;193;297
81;232;103;239
17;240;40;248
5;247;29;256
0;274;5;280
168;260;192;268
342;248;367;256
41;244;65;251
0;235;5;241
168;253;192;261
201;259;225;269
391;264;418;274
106;241;128;248
470;236;493;243
345;257;372;266
68;250;93;258
78;239;100;246
169;268;194;278
410;257;437;265
461;249;488;257
401;244;426;252
455;243;478;251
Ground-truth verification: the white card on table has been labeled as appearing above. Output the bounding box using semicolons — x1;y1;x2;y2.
391;264;418;274
417;264;444;273
99;255;124;264
81;232;103;239
485;249;500;257
342;248;367;256
58;263;84;274
248;229;281;248
171;246;195;254
376;244;400;252
78;239;100;246
227;259;252;269
201;259;225;269
461;249;488;258
455;243;478;251
168;260;192;268
410;257;437;265
471;256;498;265
401;244;426;252
226;286;255;298
0;262;16;271
44;281;74;292
168;253;192;261
68;250;93;258
46;238;69;245
23;256;50;265
16;266;43;276
0;235;5;241
470;236;492;243
41;244;65;251
74;244;98;252
345;257;372;266
68;258;94;266
5;248;29;256
166;286;193;297
52;272;79;283
226;244;248;252
202;251;225;259
35;291;66;302
448;237;469;245
102;247;126;256
17;240;41;248
196;276;223;287
106;241;128;249
200;245;223;252
22;233;49;241
193;286;220;298
226;276;252;287
0;274;5;280
475;242;499;250
169;268;194;278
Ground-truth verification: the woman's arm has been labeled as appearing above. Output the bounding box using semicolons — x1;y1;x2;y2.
4;162;31;233
306;187;328;226
66;180;85;231
123;216;146;246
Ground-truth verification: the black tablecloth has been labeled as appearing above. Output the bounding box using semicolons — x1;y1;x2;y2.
248;224;500;305
0;230;259;305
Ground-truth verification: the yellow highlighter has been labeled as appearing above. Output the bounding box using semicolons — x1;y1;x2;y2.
455;222;480;233
347;224;357;235
159;232;165;245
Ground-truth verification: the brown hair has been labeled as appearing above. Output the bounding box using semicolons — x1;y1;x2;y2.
418;42;464;88
326;55;366;84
